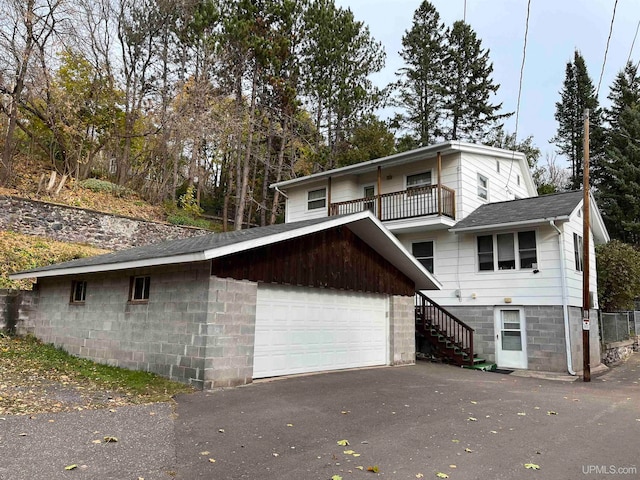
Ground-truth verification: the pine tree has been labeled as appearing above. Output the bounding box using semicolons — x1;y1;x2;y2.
440;21;510;142
393;0;446;147
550;50;603;190
595;63;640;243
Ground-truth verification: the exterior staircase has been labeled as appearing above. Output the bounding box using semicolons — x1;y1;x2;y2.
415;292;495;370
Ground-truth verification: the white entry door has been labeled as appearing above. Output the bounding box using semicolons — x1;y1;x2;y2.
494;307;528;369
253;284;388;379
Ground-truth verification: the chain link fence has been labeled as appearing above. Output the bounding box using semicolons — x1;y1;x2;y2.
599;311;640;343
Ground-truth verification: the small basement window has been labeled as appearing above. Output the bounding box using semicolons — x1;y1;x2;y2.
307;188;326;210
130;276;151;302
70;280;87;303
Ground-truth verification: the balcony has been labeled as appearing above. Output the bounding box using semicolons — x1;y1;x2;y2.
329;184;455;222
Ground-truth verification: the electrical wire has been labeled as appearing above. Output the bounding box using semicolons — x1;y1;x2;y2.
627;19;640;66
596;0;619;98
506;0;531;191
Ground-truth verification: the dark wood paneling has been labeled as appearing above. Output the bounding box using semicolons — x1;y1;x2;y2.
211;226;415;296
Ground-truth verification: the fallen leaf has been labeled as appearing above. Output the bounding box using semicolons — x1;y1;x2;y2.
341;411;350;414
356;466;364;471
449;465;457;468
517;412;526;416
524;463;541;470
344;450;355;455
218;429;225;433
470;401;477;404
208;458;216;463
332;476;343;480
337;439;350;446
92;439;102;444
64;464;78;471
287;424;293;427
451;439;460;443
464;448;473;453
103;436;118;443
547;411;558;416
272;453;279;457
416;474;424;478
200;451;210;456
468;417;477;421
353;453;361;457
436;473;449;478
490;430;497;434
367;466;379;473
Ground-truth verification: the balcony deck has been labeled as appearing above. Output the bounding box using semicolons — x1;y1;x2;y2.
329;184;455;222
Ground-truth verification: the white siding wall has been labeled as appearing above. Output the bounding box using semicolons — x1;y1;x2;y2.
457;152;531;220
560;209;599;308
398;224;565;307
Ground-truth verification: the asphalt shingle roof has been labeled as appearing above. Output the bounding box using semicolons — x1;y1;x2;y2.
452;190;584;231
16;215;339;275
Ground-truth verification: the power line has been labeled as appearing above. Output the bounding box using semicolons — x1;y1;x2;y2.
596;0;619;98
506;0;531;191
627;19;640;65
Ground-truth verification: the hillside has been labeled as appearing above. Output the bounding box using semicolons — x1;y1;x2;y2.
0;231;109;290
0;157;167;222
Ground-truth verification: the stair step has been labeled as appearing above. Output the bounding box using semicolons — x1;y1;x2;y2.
463;362;497;371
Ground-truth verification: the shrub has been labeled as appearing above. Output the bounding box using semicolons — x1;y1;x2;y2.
78;178;134;197
596;240;640;311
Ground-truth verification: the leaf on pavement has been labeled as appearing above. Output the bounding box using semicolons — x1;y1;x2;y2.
287;424;293;427
337;439;350;446
465;448;473;453
451;439;460;443
547;411;558;415
467;417;477;421
416;474;424;478
436;473;449;478
367;466;379;473
344;450;355;455
200;451;210;456
524;463;540;470
517;412;526;416
356;466;364;471
103;436;118;443
64;465;78;471
92;439;102;444
332;476;343;480
208;458;216;463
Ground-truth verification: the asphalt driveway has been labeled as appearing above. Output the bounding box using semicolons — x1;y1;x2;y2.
1;355;639;480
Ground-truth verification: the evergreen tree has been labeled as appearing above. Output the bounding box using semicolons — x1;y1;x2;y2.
393;0;446;147
550;50;603;190
595;62;640;243
440;21;510;142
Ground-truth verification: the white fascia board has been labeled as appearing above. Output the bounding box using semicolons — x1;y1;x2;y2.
450;216;571;234
9;252;208;280
570;194;610;244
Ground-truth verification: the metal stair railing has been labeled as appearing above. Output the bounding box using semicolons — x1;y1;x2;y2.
415;291;474;366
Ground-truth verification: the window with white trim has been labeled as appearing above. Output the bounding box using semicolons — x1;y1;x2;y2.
477;231;537;271
412;241;434;274
307;188;326;210
573;233;584;272
130;276;151;301
477;174;488;200
70;281;87;304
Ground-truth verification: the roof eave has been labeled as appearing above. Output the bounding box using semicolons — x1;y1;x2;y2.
9;252;209;280
450;216;571;234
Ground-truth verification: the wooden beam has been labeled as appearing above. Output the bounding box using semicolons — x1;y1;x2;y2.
437;152;442;216
327;176;332;216
377;166;382;219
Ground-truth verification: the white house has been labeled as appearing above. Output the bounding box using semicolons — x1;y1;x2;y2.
272;141;609;374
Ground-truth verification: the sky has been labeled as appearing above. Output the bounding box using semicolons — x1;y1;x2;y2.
335;0;640;165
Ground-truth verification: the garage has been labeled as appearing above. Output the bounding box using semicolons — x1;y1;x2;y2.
253;284;388;378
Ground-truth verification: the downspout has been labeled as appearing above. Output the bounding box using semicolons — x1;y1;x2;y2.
550;220;576;375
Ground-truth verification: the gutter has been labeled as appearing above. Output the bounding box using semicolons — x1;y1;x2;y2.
550;220;576;376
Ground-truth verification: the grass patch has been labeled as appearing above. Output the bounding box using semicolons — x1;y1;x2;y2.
0;335;194;415
0;231;109;290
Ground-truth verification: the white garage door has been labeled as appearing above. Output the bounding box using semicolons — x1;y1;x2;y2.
253;284;389;379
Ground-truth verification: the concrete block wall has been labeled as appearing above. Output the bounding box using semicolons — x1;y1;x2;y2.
17;262;214;387
446;305;495;363
0;290;18;330
568;307;601;373
524;306;566;372
202;278;257;389
389;295;416;365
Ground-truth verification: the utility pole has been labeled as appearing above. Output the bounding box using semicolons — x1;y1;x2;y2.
582;109;591;382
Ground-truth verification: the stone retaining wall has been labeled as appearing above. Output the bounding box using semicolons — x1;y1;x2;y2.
0;195;208;251
602;338;639;366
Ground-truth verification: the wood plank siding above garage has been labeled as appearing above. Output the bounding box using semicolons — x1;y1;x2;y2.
211;226;415;297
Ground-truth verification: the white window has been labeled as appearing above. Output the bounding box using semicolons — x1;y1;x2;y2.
573;233;584;272
406;171;432;190
130;276;151;302
478;174;488;200
412;241;434;274
307;188;326;210
70;281;87;303
477;231;537;271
